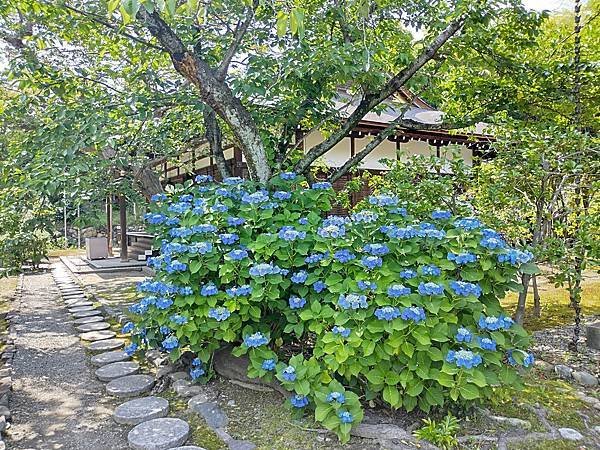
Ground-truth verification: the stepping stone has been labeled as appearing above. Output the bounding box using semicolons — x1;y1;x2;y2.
69;306;96;313
87;339;124;352
106;374;154;398
128;418;190;450
66;300;93;306
74;315;105;325
80;330;116;341
62;290;83;295
171;447;207;450
72;310;102;318
188;401;228;429
90;350;130;367
65;297;88;303
95;361;139;381
76;322;110;332
113;396;169;425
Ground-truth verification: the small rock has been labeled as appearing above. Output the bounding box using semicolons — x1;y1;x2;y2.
487;415;531;429
0;415;6;432
95;361;139;382
169;371;190;382
80;330;116;342
227;440;256;450
106;374;154;398
72;310;102;318
593;425;600;434
0;394;8;406
173;380;203;398
189;401;228;429
156;365;176;378
558;427;584;441
76;322;110;332
169;447;207;450
555;365;573;379
572;371;598;387
69;306;96;313
87;338;124;352
350;423;411;440
113;396;169;425
0;406;11;419
188;393;213;409
533;360;554;372
586;321;600;350
227;400;236;407
74;316;105;325
90;350;130;367
128;418;190;450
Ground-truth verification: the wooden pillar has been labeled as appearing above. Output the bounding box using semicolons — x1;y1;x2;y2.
106;196;113;256
119;195;128;262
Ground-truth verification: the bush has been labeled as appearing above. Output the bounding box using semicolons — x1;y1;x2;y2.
128;173;536;443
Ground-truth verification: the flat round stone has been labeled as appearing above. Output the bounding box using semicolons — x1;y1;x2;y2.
74;315;105;325
106;374;154;398
77;322;110;332
67;302;93;308
90;350;130;367
170;447;207;450
128;418;190;450
87;339;124;352
72;310;102;318
62;291;84;296
95;361;139;381
80;330;116;341
113;396;169;425
69;306;96;313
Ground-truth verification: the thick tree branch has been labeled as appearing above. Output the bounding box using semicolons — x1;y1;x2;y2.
203;107;231;179
215;0;258;81
294;14;467;175
137;8;271;182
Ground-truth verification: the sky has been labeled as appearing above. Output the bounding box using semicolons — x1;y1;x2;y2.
523;0;576;11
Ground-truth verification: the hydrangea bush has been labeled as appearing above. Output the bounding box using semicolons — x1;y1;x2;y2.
128;173;537;443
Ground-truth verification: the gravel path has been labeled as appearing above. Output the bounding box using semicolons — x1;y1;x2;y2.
6;268;127;449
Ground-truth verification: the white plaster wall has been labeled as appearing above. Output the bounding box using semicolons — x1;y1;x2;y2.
357;136;397;170
304;131;350;168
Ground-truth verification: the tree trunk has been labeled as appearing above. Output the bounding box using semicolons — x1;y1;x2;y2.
134;165;164;200
203;108;231;179
119;195;128;262
106;196;113;257
532;275;541;318
514;273;531;325
568;258;583;352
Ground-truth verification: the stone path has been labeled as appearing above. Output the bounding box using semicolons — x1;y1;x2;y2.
7;269;126;449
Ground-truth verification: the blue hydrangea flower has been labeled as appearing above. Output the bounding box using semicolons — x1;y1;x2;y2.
190;242;213;255
155;297;174;310
298;217;309;225
195;174;213;183
418;282;444;296
280;171;297;181
169;227;193;238
401;306;426;323
208;307;231;321
192;357;202;367
150;193;167;202
226;285;252;297
249;263;284;277
338;293;368;310
357;280;377;291
311;182;332;190
368;194;398;206
390;207;408;216
478;315;513;331
291;394;309;408
454;217;482;230
305;252;327;264
262;359;276;371
317;224;346;239
456;327;473;343
327;391;346;403
159;325;171;335
223;176;244;185
339;411;354;423
227;249;249;261
399;269;417;279
375;306;401;321
242;191;270;205
282;365;296;381
122;322;134;334
200;283;219;296
170;314;188;325
219;233;239;245
450;281;482;298
334;249;356;263
479;337;497;351
162;336;179;351
498;249;534;266
278;226;306;241
289;296;306;309
447;252;477;264
291;271;308;284
387;284;411;298
431;210;452;220
361;255;383;270
313;281;327;293
168;202;191;214
124;343;138;356
211;203;228;213
351;210;379;223
165;217;181;226
523;352;534;367
165;260;187;274
244;332;269;348
273;191;292;201
480;236;506;250
145;213;167;225
446;349;482;369
363;243;390;256
507;350;535;367
332;326;351;338
190;367;205;380
192;224;217;233
421;265;441;276
227;216;246;226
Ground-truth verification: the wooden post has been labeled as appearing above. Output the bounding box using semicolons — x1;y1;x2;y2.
106;196;113;257
119;195;128;262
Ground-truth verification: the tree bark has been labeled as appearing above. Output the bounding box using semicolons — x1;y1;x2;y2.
133;165;164;200
204;108;231;179
532;275;541;318
514;273;531;325
119;195;128;262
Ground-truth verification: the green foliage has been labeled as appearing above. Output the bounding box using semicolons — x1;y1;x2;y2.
413;413;460;450
129;174;535;442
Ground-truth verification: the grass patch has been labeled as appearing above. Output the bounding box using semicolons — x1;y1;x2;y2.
508;438;585;450
501;277;600;332
48;248;85;257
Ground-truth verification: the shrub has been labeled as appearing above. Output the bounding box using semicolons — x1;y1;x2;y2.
414;413;460;449
128;173;536;443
